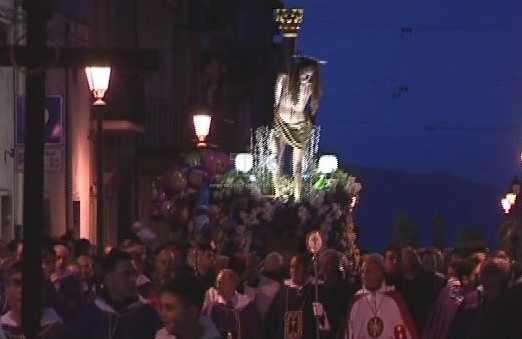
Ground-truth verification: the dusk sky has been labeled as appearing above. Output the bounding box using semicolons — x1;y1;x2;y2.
285;0;522;189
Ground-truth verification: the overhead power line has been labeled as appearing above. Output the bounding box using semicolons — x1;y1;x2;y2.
323;119;522;132
306;18;522;32
424;124;522;131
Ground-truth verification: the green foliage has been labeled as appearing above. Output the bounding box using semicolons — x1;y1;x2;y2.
393;213;420;248
310;168;351;192
212;171;260;203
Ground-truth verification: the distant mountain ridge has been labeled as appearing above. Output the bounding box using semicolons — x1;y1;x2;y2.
341;162;504;252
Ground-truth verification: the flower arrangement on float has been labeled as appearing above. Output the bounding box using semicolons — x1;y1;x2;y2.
150;151;362;268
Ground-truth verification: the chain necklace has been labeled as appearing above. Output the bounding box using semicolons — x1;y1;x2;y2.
364;290;385;338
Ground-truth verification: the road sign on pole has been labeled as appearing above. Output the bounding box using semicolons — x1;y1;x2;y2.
16;95;63;145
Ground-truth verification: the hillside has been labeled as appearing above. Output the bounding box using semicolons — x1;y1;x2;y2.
344;163;504;251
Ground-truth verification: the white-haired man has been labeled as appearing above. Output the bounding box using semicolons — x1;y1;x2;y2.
203;269;264;339
345;254;418;339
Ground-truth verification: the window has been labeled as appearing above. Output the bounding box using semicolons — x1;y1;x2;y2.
0;22;8;46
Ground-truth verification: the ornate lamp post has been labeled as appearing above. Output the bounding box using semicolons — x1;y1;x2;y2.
275;8;304;71
275;8;304;38
193;113;212;147
85;66;111;105
85;66;111;255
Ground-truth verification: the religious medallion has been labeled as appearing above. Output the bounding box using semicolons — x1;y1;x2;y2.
284;310;303;339
367;316;384;338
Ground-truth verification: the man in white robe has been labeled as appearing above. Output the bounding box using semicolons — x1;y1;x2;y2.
346;254;418;339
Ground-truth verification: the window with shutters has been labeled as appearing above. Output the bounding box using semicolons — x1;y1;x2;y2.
0;22;7;46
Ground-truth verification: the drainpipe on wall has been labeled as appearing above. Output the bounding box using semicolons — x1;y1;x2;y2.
64;21;73;235
12;2;25;240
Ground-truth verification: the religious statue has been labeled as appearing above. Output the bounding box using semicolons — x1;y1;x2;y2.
270;56;323;201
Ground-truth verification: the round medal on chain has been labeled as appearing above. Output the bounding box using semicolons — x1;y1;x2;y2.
367;316;384;337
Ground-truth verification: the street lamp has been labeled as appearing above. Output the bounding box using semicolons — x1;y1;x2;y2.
85;66;111;255
193;114;211;147
85;66;111;105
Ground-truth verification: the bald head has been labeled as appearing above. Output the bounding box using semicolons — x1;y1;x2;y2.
77;255;93;280
264;251;283;272
361;254;385;291
216;269;238;300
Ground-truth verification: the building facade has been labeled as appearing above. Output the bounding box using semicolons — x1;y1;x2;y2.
133;0;282;242
0;0;93;241
0;0;18;240
1;0;282;245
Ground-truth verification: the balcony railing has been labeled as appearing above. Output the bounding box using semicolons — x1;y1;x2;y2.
142;101;189;150
105;100;146;127
103;100;188;149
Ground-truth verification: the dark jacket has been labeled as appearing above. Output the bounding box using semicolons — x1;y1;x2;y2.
71;295;162;339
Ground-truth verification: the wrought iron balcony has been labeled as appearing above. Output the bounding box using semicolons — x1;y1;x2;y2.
102;100;147;133
141;101;190;150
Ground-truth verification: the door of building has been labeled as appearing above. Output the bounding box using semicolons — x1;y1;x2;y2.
0;191;12;239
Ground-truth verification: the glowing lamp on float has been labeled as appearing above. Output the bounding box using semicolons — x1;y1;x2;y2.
193;114;211;147
85;66;111;105
318;155;338;174
506;192;517;206
235;153;253;172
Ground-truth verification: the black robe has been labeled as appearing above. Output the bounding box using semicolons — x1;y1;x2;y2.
322;277;356;339
265;281;328;339
209;301;264;339
396;270;442;335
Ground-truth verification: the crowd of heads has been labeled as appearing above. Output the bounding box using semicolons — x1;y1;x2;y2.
0;229;519;338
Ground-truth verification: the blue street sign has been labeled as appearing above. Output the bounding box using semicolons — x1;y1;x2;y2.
16;95;63;145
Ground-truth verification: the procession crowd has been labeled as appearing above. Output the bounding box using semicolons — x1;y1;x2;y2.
0;232;521;339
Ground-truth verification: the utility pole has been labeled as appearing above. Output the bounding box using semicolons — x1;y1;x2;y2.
95;104;105;257
21;0;50;336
